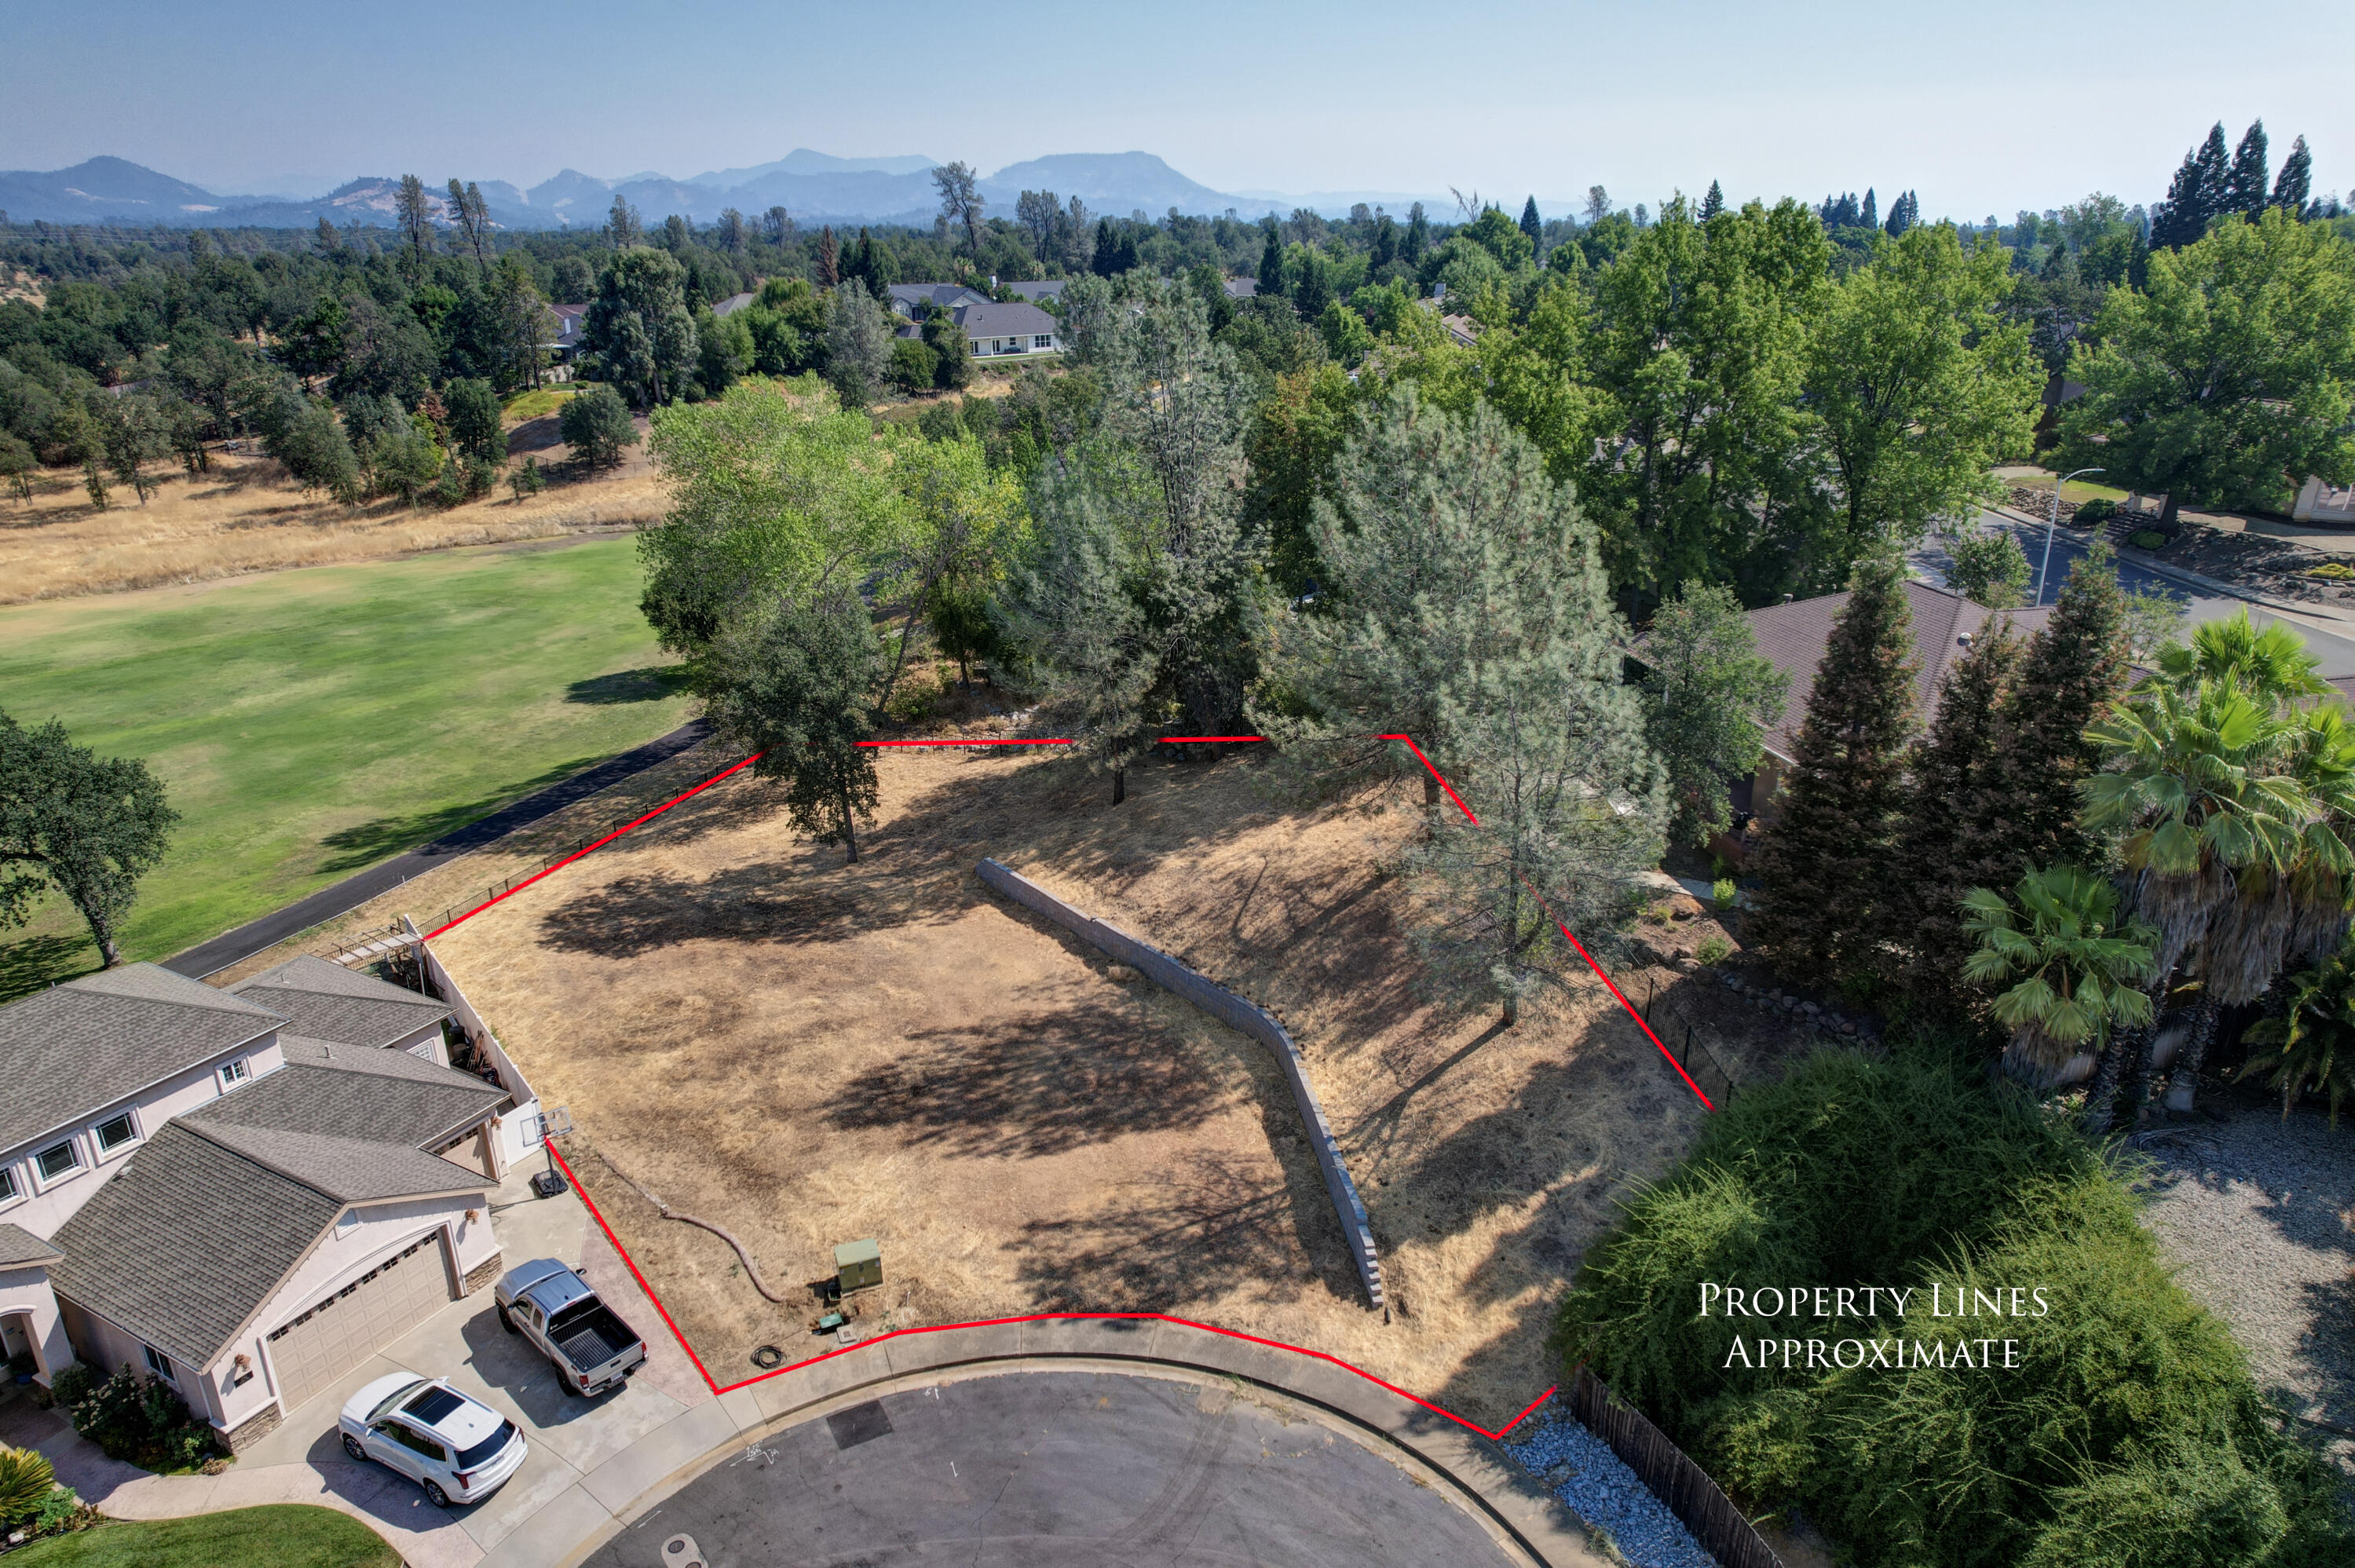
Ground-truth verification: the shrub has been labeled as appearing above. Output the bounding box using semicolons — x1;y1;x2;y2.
2130;528;2169;550
2074;497;2117;526
510;455;546;499
0;1446;54;1526
1711;876;1738;912
67;1365;220;1473
47;1364;91;1408
1696;934;1734;967
432;457;467;508
887;339;940;394
463;453;499;500
1553;1046;2351;1567
2306;561;2355;580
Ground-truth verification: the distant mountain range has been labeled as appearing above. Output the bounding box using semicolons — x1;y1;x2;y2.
0;151;1457;232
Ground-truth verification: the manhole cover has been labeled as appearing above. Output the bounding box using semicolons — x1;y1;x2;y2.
826;1400;894;1450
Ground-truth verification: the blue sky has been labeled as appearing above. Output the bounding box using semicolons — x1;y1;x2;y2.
5;0;2350;218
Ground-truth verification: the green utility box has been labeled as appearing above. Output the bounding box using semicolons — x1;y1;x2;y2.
835;1239;882;1294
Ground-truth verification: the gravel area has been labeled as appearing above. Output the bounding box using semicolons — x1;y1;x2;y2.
1506;1413;1717;1568
2131;1095;2355;1478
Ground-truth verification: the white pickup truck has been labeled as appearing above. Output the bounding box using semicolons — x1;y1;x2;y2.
494;1259;647;1397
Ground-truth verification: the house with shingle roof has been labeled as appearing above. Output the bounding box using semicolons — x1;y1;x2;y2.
0;959;517;1453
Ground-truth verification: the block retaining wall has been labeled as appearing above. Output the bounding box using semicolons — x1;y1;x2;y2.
977;858;1385;1310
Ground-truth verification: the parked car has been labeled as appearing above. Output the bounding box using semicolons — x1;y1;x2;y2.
338;1374;527;1507
496;1258;647;1396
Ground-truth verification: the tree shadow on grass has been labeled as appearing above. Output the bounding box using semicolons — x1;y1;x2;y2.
819;995;1230;1161
0;934;98;1004
566;667;686;706
316;755;609;872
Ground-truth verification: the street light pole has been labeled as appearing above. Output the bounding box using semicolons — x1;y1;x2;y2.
2037;466;2105;605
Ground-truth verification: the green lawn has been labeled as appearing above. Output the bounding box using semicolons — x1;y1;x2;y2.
13;1507;398;1567
500;386;581;422
0;537;689;993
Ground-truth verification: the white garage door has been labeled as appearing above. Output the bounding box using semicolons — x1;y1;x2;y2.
264;1234;453;1411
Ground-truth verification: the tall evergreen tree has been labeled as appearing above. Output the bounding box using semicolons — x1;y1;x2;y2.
2224;119;2270;221
1745;557;1920;989
2152;124;2228;248
1993;542;2131;870
1258;222;1286;294
1402;202;1429;265
816;226;839;287
1519;196;1543;247
2273;135;2314;215
1860;188;1878;231
1892;621;2026;1008
1699;181;1724;221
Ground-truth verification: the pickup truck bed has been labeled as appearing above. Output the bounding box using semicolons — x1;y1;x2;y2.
549;1303;636;1376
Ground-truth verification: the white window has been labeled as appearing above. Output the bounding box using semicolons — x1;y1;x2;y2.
35;1140;79;1182
0;1167;16;1204
94;1112;137;1153
219;1057;250;1091
143;1345;174;1383
1033;334;1053;349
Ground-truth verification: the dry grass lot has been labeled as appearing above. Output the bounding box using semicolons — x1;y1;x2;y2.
433;747;1713;1427
0;411;660;604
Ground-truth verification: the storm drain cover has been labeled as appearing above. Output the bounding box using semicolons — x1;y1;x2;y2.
827;1400;894;1450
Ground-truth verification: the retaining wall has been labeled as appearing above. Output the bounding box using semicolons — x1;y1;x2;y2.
976;858;1385;1310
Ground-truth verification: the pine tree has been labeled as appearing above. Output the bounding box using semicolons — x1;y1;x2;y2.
1745;557;1921;990
2273;135;2314;215
1892;620;2025;1008
2152;124;2229;248
1258;223;1285;294
1519;196;1542;247
816;226;839;287
2224;119;2270;221
1861;188;1878;231
1699;181;1724;221
1991;541;2130;873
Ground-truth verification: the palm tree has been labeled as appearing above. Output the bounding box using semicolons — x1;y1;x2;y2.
1962;865;2159;1090
2153;609;2333;702
2079;678;2317;1128
2240;939;2355;1124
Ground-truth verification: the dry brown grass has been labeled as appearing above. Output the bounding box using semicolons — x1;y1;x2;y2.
0;414;664;604
430;745;1725;1428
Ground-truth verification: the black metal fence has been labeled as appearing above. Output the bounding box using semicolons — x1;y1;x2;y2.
1640;978;1747;1109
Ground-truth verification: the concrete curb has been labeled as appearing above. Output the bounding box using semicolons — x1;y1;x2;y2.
975;857;1387;1310
474;1320;1606;1568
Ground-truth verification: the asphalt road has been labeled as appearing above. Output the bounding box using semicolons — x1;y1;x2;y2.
160;718;711;979
1914;510;2355;678
588;1370;1522;1568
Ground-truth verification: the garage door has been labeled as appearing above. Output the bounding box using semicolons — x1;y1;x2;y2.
265;1234;452;1410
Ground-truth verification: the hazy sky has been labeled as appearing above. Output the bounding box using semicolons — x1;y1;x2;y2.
6;0;2350;219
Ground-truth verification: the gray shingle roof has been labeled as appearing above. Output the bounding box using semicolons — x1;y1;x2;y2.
0;964;282;1155
48;1053;504;1370
191;1051;506;1152
1746;581;2055;761
48;1125;344;1371
1002;280;1066;303
887;282;988;314
228;956;450;1050
951;300;1059;338
0;1224;61;1272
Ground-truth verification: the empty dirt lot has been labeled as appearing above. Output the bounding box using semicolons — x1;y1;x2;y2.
433;746;1713;1428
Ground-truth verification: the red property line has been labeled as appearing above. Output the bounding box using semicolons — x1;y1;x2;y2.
858;738;1074;747
544;1144;1556;1440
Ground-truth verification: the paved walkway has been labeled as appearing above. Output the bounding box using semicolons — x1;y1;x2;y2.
161;719;710;979
31;1162;1604;1566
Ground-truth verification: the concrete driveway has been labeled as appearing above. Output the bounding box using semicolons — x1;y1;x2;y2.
42;1160;717;1568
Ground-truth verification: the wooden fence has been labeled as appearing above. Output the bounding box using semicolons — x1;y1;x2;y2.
1566;1364;1784;1568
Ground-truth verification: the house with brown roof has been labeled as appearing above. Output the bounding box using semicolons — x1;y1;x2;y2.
1721;581;2054;857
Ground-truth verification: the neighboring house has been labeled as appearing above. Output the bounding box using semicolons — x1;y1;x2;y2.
547;303;590;364
710;291;756;319
2293;478;2355;526
0;962;515;1453
1000;280;1066;305
1223;277;1258;300
892;298;1062;358
886;283;989;320
1713;582;2055;857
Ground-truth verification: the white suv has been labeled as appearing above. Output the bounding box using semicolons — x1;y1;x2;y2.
338;1374;528;1506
